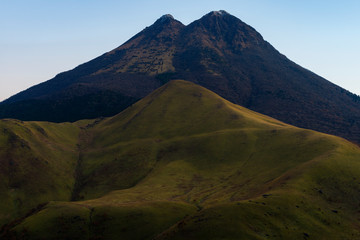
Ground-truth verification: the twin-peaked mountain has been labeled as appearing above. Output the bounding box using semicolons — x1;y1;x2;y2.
1;10;359;143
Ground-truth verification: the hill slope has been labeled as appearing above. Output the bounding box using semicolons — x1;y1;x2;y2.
1;80;360;239
0;11;359;144
0;119;81;226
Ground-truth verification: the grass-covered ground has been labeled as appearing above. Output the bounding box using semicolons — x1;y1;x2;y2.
1;80;360;239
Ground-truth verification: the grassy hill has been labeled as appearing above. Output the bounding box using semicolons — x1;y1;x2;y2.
1;80;360;239
0;119;83;227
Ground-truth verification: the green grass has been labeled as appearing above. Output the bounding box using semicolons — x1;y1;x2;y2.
10;201;196;240
1;80;360;239
0;120;80;226
155;193;360;240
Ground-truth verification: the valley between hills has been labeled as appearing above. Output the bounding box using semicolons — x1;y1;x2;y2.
1;80;360;239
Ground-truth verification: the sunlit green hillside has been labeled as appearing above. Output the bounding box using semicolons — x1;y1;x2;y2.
1;80;360;239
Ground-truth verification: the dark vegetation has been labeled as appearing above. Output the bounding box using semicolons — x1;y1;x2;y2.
0;91;138;122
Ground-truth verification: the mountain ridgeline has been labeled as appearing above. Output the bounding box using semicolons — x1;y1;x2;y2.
1;81;360;239
1;10;360;144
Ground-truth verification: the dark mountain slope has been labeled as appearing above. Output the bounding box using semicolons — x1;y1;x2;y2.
1;11;360;143
173;11;360;143
0;15;184;122
4;14;184;103
1;80;360;239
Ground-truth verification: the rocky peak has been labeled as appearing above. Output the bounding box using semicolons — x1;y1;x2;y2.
153;13;179;26
158;14;174;22
210;10;230;17
186;10;264;49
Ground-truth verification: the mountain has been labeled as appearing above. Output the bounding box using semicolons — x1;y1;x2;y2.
1;10;360;144
1;80;360;239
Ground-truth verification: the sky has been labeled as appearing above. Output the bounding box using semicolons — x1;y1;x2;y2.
1;0;360;101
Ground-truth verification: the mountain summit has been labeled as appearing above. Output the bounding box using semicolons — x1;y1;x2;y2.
157;14;175;22
211;10;230;15
0;11;359;143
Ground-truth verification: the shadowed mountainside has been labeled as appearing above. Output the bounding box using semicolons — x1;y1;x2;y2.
0;11;359;144
1;80;360;239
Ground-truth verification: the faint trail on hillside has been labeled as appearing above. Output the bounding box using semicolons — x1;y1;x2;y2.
71;118;103;201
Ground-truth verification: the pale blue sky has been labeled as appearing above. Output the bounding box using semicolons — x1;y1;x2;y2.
1;0;359;101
